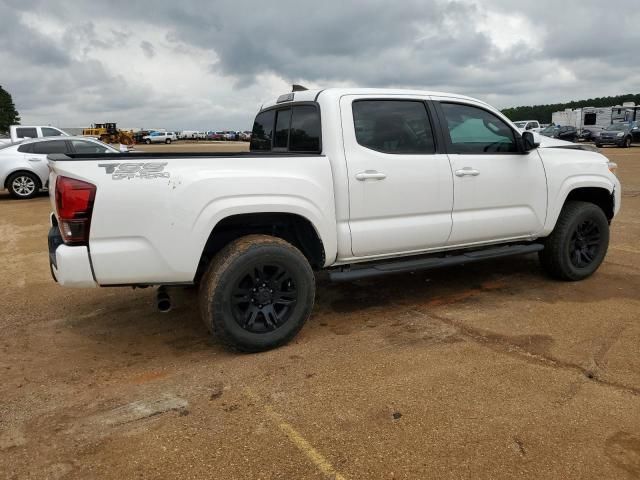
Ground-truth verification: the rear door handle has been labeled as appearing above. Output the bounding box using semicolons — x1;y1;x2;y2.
28;157;42;162
355;170;387;181
455;168;480;177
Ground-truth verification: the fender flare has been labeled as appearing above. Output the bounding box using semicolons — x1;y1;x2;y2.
543;175;615;235
192;194;338;268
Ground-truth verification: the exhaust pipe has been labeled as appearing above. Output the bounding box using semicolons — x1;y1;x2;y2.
156;286;172;313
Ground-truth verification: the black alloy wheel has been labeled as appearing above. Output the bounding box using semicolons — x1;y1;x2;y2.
231;263;298;333
568;219;601;268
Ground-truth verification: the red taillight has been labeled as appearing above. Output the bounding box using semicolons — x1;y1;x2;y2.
55;176;96;245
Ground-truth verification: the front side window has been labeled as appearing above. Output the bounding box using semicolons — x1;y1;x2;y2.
440;103;517;154
42;127;63;137
16;127;37;139
352;100;435;154
71;140;111;154
32;140;68;154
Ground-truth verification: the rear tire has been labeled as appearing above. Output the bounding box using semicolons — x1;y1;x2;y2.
595;143;602;148
539;201;609;281
7;172;40;199
199;234;315;352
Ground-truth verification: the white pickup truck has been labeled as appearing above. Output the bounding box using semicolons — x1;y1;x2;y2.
47;88;621;352
0;125;69;146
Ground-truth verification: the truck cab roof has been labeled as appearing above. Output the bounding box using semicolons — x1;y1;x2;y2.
260;88;489;111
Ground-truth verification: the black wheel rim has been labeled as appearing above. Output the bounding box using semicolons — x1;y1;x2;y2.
230;263;297;333
569;219;601;268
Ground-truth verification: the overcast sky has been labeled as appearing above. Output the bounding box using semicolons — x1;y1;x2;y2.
0;0;637;130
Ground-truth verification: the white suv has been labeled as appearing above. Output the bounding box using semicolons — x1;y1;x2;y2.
142;132;177;144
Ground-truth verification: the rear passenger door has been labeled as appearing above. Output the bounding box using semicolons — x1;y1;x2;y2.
341;96;454;257
26;140;71;184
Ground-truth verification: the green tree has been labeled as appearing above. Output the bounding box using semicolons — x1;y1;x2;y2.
0;85;20;134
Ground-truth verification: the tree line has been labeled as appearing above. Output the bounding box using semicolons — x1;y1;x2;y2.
0;85;21;134
502;93;640;123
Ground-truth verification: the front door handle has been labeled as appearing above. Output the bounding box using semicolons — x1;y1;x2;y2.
455;167;480;177
355;170;387;181
28;157;42;162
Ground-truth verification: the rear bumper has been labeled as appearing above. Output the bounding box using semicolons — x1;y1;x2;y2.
48;221;97;288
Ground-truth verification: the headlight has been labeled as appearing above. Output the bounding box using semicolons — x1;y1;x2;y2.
616;132;624;137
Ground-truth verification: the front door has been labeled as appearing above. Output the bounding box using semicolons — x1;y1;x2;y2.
341;96;454;257
434;101;547;245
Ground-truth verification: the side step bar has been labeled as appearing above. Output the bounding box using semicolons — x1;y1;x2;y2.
329;243;544;282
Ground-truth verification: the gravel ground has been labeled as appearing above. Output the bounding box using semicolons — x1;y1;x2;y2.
0;145;639;480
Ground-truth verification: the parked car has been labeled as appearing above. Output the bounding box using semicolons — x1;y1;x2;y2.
0;136;118;199
179;130;200;140
513;120;542;132
223;131;238;140
209;131;225;140
579;128;595;142
594;122;639;148
239;131;252;141
48;87;620;352
539;125;578;142
132;130;152;144
143;131;177;144
0;125;69;146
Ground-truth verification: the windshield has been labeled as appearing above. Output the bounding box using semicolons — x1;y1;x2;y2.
541;126;558;134
605;123;627;131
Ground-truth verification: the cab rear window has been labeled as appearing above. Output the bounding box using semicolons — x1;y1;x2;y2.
250;104;321;153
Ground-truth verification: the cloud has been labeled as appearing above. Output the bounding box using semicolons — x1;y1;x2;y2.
140;40;155;59
0;0;639;130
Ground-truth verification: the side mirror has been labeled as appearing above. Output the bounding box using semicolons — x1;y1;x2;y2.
521;131;539;152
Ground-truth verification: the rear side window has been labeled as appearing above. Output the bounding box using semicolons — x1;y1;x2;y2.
440;103;517;154
274;109;292;149
290;106;321;152
250;104;321;153
42;127;63;137
32;140;68;154
250;110;275;151
352;100;436;154
16;127;37;139
18;143;35;153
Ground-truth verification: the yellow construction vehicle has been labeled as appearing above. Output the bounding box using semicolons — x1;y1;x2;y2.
82;123;134;145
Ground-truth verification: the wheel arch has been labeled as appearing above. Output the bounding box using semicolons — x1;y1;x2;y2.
4;168;43;190
545;179;615;235
195;211;327;283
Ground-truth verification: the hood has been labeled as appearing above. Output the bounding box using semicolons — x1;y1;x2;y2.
533;133;599;152
535;134;574;147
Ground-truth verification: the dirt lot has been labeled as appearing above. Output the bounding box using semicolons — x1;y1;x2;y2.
1;145;639;479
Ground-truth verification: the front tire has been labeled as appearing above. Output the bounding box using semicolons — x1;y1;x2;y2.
539;201;609;281
145;139;151;144
165;138;172;144
7;172;40;199
199;235;315;352
623;136;632;148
